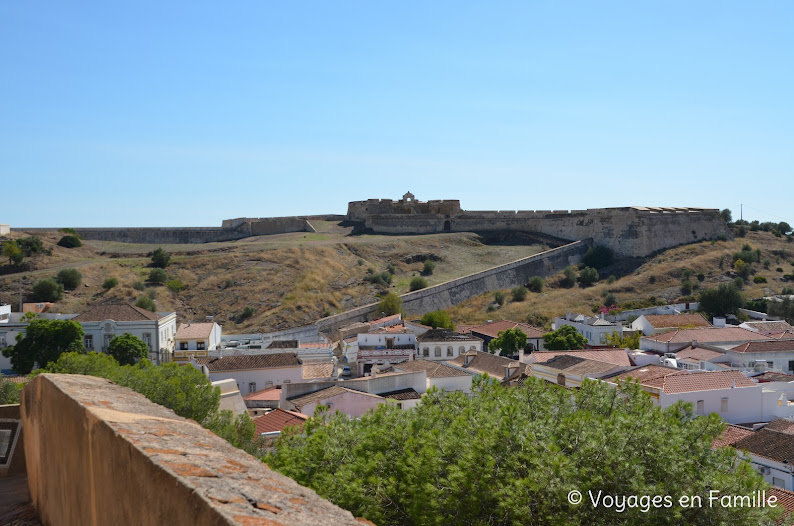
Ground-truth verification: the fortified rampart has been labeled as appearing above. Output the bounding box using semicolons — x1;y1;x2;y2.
357;204;730;257
347;192;461;222
315;240;591;330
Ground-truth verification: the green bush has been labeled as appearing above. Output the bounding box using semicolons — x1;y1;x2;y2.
420;310;455;329
753;275;768;284
17;236;47;256
511;286;528;302
422;260;435;276
486;303;498;312
238;306;255;321
376;293;402;316
582;245;614;269
561;266;577;288
527;276;543;293
364;271;392;287
578;266;599;287
56;268;82;290
603;293;618;308
606;275;616;284
697;272;705;282
166;280;186;292
132;281;145;291
135;295;156;312
494;291;505;306
680;280;693;296
148;268;168;284
782;287;794;296
102;277;119;290
682;269;692;280
32;278;64;301
733;277;745;290
223;279;235;289
150;247;171;268
410;277;428;291
57;235;82;248
58;228;79;236
386;263;396;275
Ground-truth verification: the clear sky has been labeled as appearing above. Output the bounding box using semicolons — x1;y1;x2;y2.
2;2;792;227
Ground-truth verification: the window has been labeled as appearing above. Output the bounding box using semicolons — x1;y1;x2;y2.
423;347;429;357
599;334;606;344
143;333;152;350
435;346;441;357
557;373;566;386
248;382;256;393
721;397;729;413
0;335;5;348
179;342;188;350
103;334;112;351
459;346;465;355
447;346;453;357
84;335;93;349
789;360;794;373
696;400;705;415
197;341;206;350
265;381;273;387
773;477;785;489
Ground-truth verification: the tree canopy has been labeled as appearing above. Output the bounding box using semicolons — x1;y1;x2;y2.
376;292;402;317
488;328;527;357
150;247;171;268
32;278;64;302
2;240;24;265
419;310;455;329
2;318;84;374
542;325;588;350
267;378;778;526
698;283;744;318
107;332;149;365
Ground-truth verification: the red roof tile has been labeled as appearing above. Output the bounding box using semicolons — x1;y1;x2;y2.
675;346;725;361
532;349;632;367
253;408;307;434
643;327;770;344
712;424;754;448
243;386;281;401
659;370;756;394
196;353;300;371
729;340;794;353
73;303;163;322
175;322;215;340
466;320;545;339
768;488;794;525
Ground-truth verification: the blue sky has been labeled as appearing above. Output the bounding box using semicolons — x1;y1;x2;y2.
2;2;792;227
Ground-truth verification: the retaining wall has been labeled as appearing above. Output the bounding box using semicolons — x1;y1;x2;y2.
316;240;590;330
20;374;360;526
364;207;730;257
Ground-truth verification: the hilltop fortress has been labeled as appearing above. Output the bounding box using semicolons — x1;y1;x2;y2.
347;192;731;257
12;193;730;258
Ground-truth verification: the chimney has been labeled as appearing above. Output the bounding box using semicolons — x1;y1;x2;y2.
566;312;571;321
464;353;474;366
206;315;214;323
371;365;378;378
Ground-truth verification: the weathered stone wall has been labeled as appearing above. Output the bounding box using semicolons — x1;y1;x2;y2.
0;404;25;477
316;240;590;330
347;199;461;222
221;217;315;235
20;374;361;526
364;207;731;257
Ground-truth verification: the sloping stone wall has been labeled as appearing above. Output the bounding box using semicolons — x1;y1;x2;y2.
20;374;361;526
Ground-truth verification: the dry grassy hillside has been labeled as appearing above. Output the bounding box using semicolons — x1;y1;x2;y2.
0;223;547;332
447;230;794;329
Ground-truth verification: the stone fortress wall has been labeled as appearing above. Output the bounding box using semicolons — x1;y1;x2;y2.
349;193;731;258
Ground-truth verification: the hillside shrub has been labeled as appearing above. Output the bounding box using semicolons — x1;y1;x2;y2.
150;248;171;268
166;280;186;292
422;260;435;276
578;266;599;287
582;245;613;269
410;277;428;291
561;266;576;288
132;281;145;291
135;296;156;312
57;235;82;248
511;286;528;302
238;306;255;321
32;278;64;302
56;268;82;290
494;291;505;306
102;277;119;290
527;276;543;293
753;275;768;284
148;268;168;284
680;280;693;296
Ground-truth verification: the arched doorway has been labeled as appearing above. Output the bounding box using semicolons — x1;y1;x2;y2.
443;220;451;231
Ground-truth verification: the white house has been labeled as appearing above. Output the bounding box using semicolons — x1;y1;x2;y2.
531;355;629;388
447;350;529;383
393;359;474;394
739;320;794;335
631;313;711;335
415;329;482;361
722;340;794;375
639;326;771;354
284;386;388;418
0;304;10;324
553;313;623;346
718;421;794;491
463;320;546;354
194;353;304;395
173;321;222;362
356;325;417;376
603;366;775;424
72;303;177;364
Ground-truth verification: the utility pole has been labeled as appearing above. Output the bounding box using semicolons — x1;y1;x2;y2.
740;204;743;223
19;277;23;313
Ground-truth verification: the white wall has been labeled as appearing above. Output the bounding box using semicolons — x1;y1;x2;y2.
553;317;622;346
301;390;386;418
208;366;304;395
0;305;10;324
417;339;481;361
428;375;473;394
660;386;762;424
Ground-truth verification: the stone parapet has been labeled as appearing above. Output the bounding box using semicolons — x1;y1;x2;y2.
20;374;361;526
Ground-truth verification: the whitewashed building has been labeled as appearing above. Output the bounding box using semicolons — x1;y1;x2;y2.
194;353;303;394
553;313;623;346
416;329;482;361
173;321;222;362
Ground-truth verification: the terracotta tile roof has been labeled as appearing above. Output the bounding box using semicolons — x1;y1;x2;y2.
0;375;28;384
394;359;472;378
379;388;421;400
243;386;281;401
531;349;632;367
753;372;794;383
369;325;412;334
175;322;215;340
501;372;531;387
742;321;794;334
674;346;725;362
712;424;754;448
656;370;757;394
466;320;546;339
447;351;528;379
732;420;794;464
764;419;794;435
642;313;711;329
369;314;401;325
253;408;307;434
729;340;794;354
302;363;335;379
416;329;484;343
287;386;383;410
538;355;626;376
607;365;687;385
643;327;770;344
73;303;163;322
768;488;794;525
195;353;300;371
